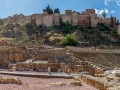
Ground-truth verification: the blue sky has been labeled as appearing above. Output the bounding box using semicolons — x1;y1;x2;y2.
0;0;120;20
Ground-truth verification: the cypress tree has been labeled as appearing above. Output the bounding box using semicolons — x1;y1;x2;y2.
59;18;63;29
110;15;114;27
43;5;53;14
65;20;70;34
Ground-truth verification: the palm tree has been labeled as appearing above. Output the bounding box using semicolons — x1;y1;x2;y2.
102;12;106;18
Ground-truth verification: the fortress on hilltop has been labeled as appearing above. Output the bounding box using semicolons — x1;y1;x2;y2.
0;9;116;27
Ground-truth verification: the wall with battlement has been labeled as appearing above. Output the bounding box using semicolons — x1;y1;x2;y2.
77;14;90;25
118;25;120;34
60;14;72;24
0;9;117;27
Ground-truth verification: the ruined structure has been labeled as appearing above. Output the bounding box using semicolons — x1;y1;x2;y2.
118;25;120;34
0;9;116;27
0;43;119;89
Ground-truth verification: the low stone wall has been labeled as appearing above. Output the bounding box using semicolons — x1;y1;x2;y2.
16;62;61;72
35;63;60;72
32;50;50;60
16;62;30;71
0;47;25;63
82;75;108;90
0;60;10;68
74;65;83;72
0;77;22;84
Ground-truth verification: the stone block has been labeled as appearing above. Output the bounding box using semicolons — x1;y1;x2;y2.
0;54;9;61
8;54;15;62
14;53;23;62
70;81;82;86
0;60;10;67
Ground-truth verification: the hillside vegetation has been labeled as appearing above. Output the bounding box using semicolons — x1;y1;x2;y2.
0;22;120;47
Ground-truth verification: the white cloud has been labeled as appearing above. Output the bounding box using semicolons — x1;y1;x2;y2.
104;0;120;6
104;8;109;13
95;8;109;15
104;0;108;5
115;0;120;6
104;0;114;5
111;10;115;13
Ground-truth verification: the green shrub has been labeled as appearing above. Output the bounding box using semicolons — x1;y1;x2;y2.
97;23;104;27
97;23;110;31
35;30;39;34
22;33;30;42
86;26;92;29
74;25;78;30
98;26;106;31
38;25;42;29
11;38;16;44
61;34;77;46
104;26;110;30
25;23;33;28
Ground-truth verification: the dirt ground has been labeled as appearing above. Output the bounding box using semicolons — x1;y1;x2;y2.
0;74;98;90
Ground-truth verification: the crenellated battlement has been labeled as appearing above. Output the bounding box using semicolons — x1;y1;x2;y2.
0;9;116;27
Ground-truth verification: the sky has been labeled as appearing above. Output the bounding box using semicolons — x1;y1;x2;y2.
0;0;120;20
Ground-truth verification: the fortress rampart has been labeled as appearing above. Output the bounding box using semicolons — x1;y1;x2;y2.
0;9;116;27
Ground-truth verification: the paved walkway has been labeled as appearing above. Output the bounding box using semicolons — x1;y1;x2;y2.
0;69;73;78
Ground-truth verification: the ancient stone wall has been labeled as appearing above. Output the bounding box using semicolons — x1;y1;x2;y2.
90;14;98;27
86;9;95;14
0;77;22;84
82;75;108;90
25;16;31;24
36;15;42;26
112;17;116;25
54;13;60;26
81;11;90;15
77;15;90;25
0;47;25;64
42;15;54;26
35;63;60;72
103;18;111;26
65;10;72;15
0;9;117;29
31;49;50;61
60;15;72;24
118;25;120;34
72;12;78;25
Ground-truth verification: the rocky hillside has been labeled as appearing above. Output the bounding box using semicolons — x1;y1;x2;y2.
0;23;120;47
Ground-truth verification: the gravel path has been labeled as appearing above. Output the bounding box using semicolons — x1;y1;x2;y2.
0;74;98;90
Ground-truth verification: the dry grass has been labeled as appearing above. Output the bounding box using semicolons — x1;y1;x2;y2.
0;37;13;41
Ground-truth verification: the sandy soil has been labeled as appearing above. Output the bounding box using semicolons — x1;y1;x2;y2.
0;74;98;90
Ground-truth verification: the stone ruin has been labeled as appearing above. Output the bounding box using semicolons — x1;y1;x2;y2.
0;9;117;27
0;43;108;75
0;43;119;89
0;77;22;84
0;43;117;74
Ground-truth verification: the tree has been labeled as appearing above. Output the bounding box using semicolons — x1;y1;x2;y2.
54;8;60;13
43;9;46;12
110;15;114;27
43;5;53;14
102;12;106;18
116;19;119;25
65;20;70;34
